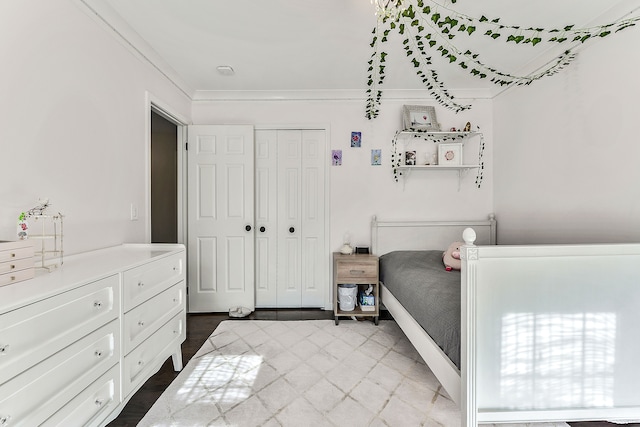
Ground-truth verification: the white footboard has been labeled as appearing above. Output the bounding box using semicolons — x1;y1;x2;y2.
461;233;640;425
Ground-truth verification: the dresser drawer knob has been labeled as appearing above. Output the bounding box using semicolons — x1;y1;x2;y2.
138;320;145;327
138;281;144;287
94;301;103;309
0;415;11;425
95;398;104;407
95;350;103;358
0;345;9;354
138;360;145;366
9;265;15;270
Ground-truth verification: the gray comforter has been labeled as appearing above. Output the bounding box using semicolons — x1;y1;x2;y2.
379;250;461;368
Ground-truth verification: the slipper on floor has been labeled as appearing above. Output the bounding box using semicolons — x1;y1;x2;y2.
228;306;252;318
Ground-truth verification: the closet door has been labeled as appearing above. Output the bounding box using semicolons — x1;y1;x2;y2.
255;130;278;307
276;130;303;307
300;130;326;307
187;125;255;312
254;129;326;308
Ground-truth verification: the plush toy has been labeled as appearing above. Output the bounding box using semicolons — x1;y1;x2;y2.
442;241;463;271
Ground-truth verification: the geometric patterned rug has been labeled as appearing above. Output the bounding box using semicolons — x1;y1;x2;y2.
137;320;569;427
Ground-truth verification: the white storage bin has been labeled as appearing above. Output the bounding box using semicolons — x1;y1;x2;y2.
338;284;358;311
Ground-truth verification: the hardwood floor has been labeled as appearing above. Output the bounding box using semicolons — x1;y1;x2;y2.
107;310;634;427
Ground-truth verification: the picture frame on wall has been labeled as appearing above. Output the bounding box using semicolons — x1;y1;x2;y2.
402;105;440;131
351;131;361;147
371;149;381;165
332;150;342;166
437;143;463;165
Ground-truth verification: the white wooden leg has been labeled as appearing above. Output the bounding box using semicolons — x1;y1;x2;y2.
171;347;183;371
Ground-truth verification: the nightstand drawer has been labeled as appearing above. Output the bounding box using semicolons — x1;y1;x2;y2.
336;261;378;281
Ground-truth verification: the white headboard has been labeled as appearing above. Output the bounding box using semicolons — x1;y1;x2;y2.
371;214;496;255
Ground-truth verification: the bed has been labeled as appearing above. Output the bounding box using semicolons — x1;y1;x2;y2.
371;215;640;426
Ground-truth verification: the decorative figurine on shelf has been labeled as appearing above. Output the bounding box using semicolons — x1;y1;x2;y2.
463;122;471;132
430;153;438;165
450;127;458;132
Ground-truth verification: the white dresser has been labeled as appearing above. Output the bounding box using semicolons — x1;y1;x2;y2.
0;244;186;427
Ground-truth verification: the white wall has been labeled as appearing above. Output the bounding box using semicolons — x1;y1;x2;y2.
192;98;494;253
493;25;640;244
0;1;191;254
0;1;493;259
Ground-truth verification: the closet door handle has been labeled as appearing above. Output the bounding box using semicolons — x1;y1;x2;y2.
289;227;295;233
259;226;266;233
245;225;252;232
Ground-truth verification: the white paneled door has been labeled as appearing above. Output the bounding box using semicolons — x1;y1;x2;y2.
187;125;255;312
255;130;326;308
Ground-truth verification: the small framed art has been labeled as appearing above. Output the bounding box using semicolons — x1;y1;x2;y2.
438;143;463;165
351;131;361;147
371;149;381;165
405;150;417;166
402;105;440;131
332;150;342;166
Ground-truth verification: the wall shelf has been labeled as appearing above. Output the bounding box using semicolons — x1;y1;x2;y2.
398;164;480;171
392;129;486;190
397;130;481;139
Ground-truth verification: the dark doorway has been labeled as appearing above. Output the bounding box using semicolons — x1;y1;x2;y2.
151;110;178;243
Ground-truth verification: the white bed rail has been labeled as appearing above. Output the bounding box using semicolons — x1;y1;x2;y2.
461;232;640;425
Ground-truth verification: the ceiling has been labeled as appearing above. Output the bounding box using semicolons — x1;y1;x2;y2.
82;0;640;99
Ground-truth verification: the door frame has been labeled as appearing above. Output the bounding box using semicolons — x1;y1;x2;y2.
145;92;189;245
255;124;331;310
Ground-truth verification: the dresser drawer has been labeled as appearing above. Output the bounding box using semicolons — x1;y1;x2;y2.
0;241;35;287
0;267;35;287
0;321;119;426
0;274;119;385
123;312;185;396
0;257;34;275
336;260;378;282
44;365;120;427
123;281;185;353
0;242;33;263
123;253;183;311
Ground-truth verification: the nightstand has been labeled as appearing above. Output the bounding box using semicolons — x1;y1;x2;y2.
333;252;379;325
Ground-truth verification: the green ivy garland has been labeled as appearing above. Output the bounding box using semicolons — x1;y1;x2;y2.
366;0;639;119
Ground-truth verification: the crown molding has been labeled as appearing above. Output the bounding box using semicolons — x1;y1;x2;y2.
74;0;194;99
192;88;493;102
